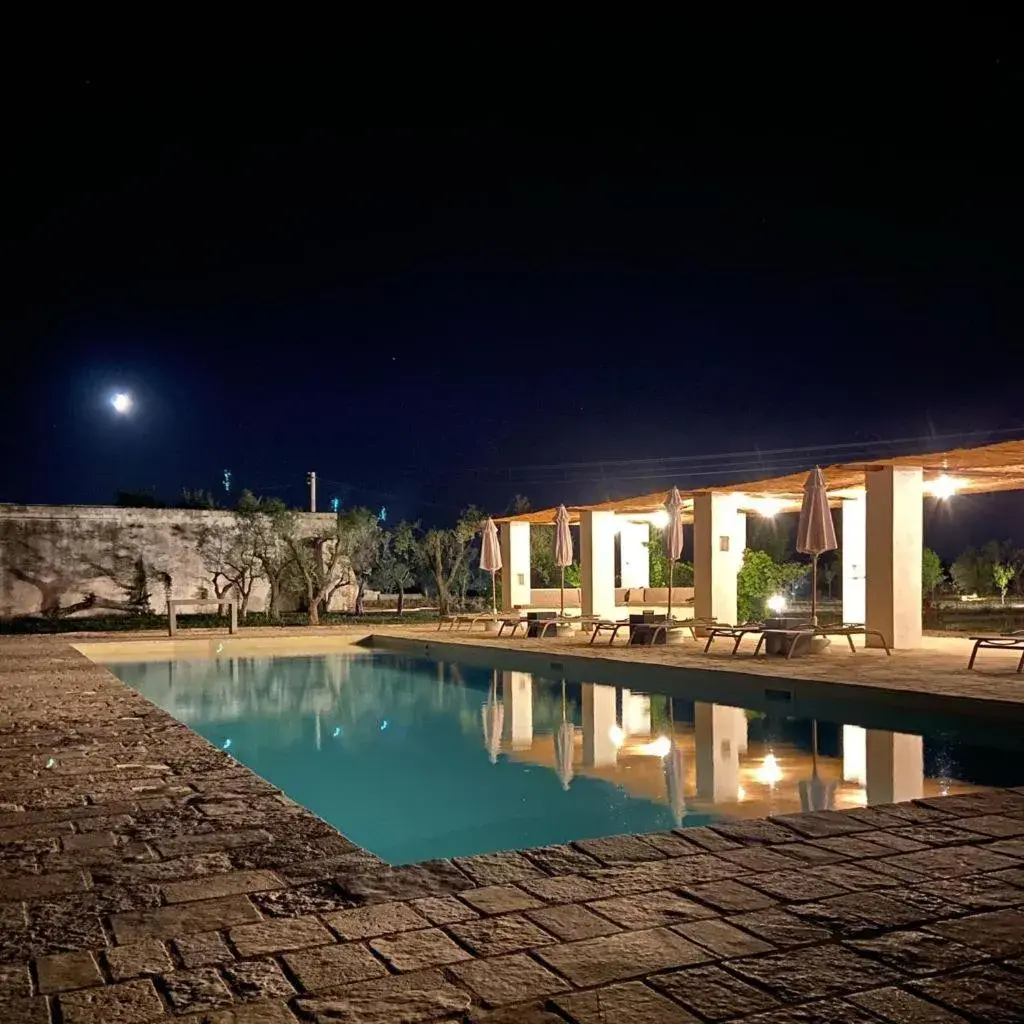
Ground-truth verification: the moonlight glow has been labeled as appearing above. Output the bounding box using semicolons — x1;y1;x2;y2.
111;393;132;414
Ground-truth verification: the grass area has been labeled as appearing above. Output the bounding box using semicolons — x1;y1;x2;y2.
0;609;438;635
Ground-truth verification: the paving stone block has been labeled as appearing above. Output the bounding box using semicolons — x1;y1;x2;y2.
230;915;333;956
160;966;234;1013
651;963;780;1019
449;952;569;1007
880;844;1020;878
452;851;541;885
62;832;118;852
727;908;834;947
744;869;847;902
222;959;296;1001
518;873;615;903
674;916;775;957
370;927;473;970
588;890;718;929
448;912;555;956
176;1002;298;1023
297;972;471;1022
927;907;1024;957
112;894;261;942
323;901;428;940
174;930;235;967
526;902;620;941
846;929;984;974
909;965;1024;1022
728;944;902;1003
283;942;387;992
520;843;601;874
58;978;165;1024
848;986;971;1023
457;885;543;915
573;834;668;865
554;980;702;1022
35;950;103;994
163;869;284;904
0;870;88;901
683;879;777;913
536;926;711;986
410;895;479;925
104;938;173;980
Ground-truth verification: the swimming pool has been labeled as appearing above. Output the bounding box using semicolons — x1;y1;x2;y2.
112;651;1024;865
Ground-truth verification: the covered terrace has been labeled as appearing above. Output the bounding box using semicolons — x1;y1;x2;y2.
495;439;1024;650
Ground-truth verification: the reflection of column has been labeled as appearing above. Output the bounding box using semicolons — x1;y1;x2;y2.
842;725;867;784
500;522;531;612
619;522;650;589
501;672;534;750
866;730;923;804
621;690;651;737
580;511;617;620
582;684;618;767
695;703;743;802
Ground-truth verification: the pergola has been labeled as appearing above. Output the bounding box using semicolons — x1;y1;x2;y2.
494;439;1024;648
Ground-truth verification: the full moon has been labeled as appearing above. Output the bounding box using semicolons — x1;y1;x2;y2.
111;393;132;414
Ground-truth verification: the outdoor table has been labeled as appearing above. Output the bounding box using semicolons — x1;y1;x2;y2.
763;616;814;657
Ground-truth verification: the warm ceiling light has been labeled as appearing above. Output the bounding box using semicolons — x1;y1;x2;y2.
651;509;670;529
767;594;786;614
642;735;672;758
750;497;788;518
608;725;625;749
928;474;966;499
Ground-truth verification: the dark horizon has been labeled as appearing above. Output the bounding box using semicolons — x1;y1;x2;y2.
3;38;1021;554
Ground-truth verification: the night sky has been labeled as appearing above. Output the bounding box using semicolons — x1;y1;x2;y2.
3;41;1021;552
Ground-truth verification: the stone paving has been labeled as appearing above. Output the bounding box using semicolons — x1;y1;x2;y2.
4;636;1024;1021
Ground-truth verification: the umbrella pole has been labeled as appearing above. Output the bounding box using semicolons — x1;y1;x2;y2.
668;561;674;620
491;572;496;617
560;565;565;617
811;553;818;625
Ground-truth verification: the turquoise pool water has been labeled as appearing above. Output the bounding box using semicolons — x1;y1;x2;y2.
112;651;1024;865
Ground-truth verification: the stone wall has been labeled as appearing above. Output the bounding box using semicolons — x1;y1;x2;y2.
0;504;355;618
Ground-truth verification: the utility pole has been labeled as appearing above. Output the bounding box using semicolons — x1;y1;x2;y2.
307;471;317;512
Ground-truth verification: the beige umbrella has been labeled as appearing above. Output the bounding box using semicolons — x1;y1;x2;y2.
481;673;503;764
796;468;837;624
665;487;684;620
554;681;574;790
480;517;502;616
553;505;573;618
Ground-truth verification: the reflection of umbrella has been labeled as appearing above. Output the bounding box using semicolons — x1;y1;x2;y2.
480;517;502;616
554;680;574;790
799;719;837;811
665;488;684;620
796;467;838;624
664;698;687;825
554;505;573;618
481;673;503;764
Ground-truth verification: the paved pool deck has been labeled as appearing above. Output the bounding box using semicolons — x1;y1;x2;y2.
3;631;1024;1022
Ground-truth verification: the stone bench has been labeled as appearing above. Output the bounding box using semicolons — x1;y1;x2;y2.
167;598;238;636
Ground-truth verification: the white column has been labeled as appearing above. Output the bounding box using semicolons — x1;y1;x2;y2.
620;689;651;737
501;671;534;750
582;684;618;767
866;730;923;804
694;703;743;803
619;521;650;589
842;493;867;627
693;493;745;625
866;467;923;649
580;510;617;620
499;521;531;612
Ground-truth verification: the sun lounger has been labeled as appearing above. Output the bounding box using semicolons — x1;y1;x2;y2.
967;631;1024;672
703;624;764;655
437;613;499;632
815;623;891;655
589;619;631;644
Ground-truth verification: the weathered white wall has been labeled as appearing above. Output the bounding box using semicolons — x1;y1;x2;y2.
0;504;353;618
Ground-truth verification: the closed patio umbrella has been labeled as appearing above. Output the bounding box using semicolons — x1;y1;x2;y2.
480;517;502;616
665;487;684;620
796;468;837;624
554;505;573;617
481;673;503;764
554;681;574;790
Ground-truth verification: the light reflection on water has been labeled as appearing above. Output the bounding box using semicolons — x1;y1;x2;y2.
112;653;1024;865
